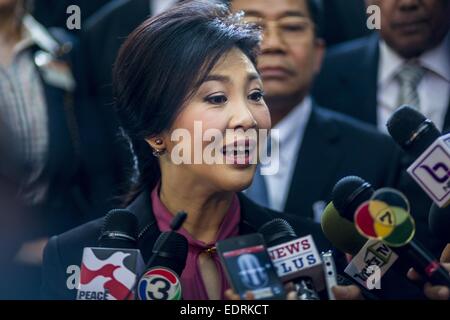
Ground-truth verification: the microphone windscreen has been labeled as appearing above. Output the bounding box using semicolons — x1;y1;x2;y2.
321;202;367;256
386;105;440;158
150;231;188;275
99;209;138;248
258;218;298;247
332;176;374;221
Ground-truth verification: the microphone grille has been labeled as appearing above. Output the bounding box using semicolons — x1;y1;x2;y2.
259;218;297;247
151;231;189;274
387;105;440;157
332;176;373;221
99;209;138;247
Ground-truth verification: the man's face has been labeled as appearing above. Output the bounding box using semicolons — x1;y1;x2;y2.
0;0;18;10
368;0;450;58
231;0;324;102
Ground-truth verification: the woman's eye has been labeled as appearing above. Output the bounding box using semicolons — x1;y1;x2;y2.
249;90;264;102
205;95;228;105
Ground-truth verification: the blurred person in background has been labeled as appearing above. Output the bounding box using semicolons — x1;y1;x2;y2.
313;0;450;256
314;0;450;132
230;0;399;223
0;0;114;298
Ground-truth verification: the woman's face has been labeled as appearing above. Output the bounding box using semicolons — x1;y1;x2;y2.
160;48;271;193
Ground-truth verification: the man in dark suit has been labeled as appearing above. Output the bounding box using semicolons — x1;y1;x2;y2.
230;0;400;221
312;0;450;255
313;0;450;132
0;1;122;298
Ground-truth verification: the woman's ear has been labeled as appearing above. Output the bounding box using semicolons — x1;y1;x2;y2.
146;137;167;157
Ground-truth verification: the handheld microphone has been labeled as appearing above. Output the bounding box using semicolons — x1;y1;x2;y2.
428;204;450;244
77;209;145;300
332;176;450;287
136;231;188;300
321;202;399;289
258;219;324;300
387;106;450;208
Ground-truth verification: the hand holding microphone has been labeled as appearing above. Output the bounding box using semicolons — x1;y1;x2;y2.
407;245;450;300
331;176;450;287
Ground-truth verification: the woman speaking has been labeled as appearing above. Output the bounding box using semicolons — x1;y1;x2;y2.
41;0;330;300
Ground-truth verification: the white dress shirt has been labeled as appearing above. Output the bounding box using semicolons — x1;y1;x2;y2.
264;96;312;212
150;0;178;15
377;33;450;132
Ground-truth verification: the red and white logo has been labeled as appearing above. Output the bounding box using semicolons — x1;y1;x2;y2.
77;248;137;300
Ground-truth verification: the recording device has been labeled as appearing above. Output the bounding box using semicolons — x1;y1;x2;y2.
216;233;286;300
321;251;338;300
258;219;325;300
77;209;145;300
387;105;450;208
332;176;450;287
321;202;399;290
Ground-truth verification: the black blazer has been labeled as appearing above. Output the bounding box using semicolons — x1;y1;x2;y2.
312;33;450;130
28;22;121;237
41;191;331;300
283;104;400;219
27;27;89;237
312;36;449;254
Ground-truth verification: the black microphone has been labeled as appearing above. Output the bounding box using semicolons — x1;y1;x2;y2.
386;106;450;208
259;219;324;300
429;204;450;244
386;105;441;159
77;209;145;300
136;231;188;300
332;176;450;287
98;209;139;248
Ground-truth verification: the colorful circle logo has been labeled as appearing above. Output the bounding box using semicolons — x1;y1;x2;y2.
137;267;182;300
354;188;415;247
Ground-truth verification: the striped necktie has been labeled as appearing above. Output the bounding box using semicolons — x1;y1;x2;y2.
396;63;426;110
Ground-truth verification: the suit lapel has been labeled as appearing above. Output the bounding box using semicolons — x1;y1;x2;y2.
284;106;342;218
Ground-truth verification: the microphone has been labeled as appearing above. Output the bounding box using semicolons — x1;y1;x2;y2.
387;106;450;208
321;202;399;290
258;219;324;300
429;204;450;244
386;105;441;159
77;209;145;300
332;176;450;287
136;231;188;300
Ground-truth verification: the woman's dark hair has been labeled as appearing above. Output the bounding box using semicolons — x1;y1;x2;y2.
113;0;262;204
